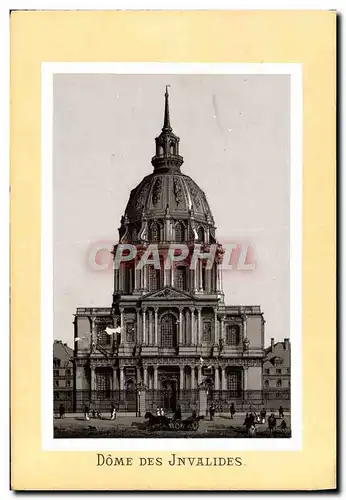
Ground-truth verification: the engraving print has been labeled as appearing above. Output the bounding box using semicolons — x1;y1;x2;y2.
52;75;291;440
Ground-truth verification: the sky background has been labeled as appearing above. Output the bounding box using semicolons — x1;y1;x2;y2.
53;73;290;348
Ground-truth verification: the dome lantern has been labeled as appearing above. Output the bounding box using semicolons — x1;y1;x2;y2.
151;86;184;173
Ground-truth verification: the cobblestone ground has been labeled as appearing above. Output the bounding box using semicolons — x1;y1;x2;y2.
54;412;291;439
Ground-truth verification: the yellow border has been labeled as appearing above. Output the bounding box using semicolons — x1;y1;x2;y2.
11;10;336;490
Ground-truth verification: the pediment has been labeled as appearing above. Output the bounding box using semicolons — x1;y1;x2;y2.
142;286;192;300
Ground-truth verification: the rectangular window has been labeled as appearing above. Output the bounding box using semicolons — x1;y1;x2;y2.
66;380;71;387
276;369;282;374
54;380;59;387
226;325;240;345
265;368;270;375
54;370;59;377
65;369;71;376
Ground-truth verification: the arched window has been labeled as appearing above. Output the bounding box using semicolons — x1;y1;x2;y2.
226;325;240;345
149;222;160;243
149;266;161;291
126;378;135;392
175;222;185;242
170;142;175;154
197;226;204;243
132;227;138;243
175;266;186;291
264;379;269;387
276;379;282;388
202;320;212;342
160;313;177;348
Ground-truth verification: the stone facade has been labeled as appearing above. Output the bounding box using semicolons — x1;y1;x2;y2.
73;88;265;411
263;338;291;390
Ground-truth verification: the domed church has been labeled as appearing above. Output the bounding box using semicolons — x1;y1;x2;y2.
73;88;265;414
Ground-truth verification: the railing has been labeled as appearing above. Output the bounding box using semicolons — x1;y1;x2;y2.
54;388;290;413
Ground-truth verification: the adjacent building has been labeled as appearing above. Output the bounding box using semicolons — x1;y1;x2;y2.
53;340;74;411
262;337;291;410
73;88;266;413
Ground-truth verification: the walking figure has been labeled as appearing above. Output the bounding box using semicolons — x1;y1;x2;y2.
110;404;116;420
59;404;65;419
230;403;235;419
268;413;277;435
174;405;182;421
260;408;266;424
209;403;215;421
279;405;284;419
84;404;90;421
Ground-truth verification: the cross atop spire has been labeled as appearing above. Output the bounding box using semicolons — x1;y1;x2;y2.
163;85;171;131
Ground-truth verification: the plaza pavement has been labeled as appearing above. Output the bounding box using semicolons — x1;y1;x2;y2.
54;412;291;438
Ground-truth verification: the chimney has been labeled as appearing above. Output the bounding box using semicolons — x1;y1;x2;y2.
270;338;275;350
284;338;290;350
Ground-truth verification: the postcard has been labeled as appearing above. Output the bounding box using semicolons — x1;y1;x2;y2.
10;10;336;490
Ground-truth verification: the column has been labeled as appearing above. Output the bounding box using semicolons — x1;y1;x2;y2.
243;367;248;391
91;366;96;391
216;264;222;292
171;265;174;288
112;368;117;392
143;265;148;291
134;258;138;291
191;366;196;390
221;316;225;343
198;364;202;386
91;317;97;346
143;366;148;387
214;366;220;390
192;267;197;293
214;309;218;344
221;367;227;390
119;367;124;390
148;310;153;345
243;314;247;339
142;307;147;345
190;307;195;345
199;261;203;292
179;308;183;345
185;309;189;345
197;308;202;344
180;365;184;391
154;308;158;345
136;367;141;384
119;308;124;344
153;365;158;390
114;269;119;292
136;308;140;343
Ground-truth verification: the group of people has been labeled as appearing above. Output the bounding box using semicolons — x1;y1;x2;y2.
208;402;236;421
243;406;287;437
156;407;165;417
83;404;117;421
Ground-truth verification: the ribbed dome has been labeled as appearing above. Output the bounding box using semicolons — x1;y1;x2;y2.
125;172;214;224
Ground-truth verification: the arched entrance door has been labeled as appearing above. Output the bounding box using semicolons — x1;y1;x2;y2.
162;379;177;412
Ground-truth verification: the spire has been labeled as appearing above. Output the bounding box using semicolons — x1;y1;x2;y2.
163;85;171;131
151;86;184;173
